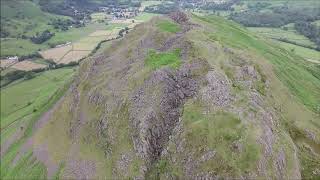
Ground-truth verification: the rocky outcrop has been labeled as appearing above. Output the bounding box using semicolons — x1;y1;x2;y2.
129;62;208;168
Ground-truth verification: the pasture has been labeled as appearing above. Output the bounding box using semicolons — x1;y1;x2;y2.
39;45;72;63
0;39;47;57
0;59;17;69
90;12;108;22
248;27;317;48
11;61;47;71
58;51;91;64
0;67;75;179
275;41;320;62
134;12;158;21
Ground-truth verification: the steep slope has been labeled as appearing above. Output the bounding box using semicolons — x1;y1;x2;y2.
5;13;320;179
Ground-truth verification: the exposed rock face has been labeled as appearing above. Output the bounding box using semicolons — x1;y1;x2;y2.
129;62;207;165
169;11;189;24
200;70;232;107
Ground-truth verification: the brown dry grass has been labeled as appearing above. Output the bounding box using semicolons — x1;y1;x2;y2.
59;51;91;64
40;45;72;63
12;61;47;71
89;30;112;37
0;59;17;68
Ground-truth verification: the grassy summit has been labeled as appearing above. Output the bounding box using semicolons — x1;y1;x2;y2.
145;49;181;69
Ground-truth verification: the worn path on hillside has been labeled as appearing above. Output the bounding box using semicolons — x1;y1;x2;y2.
12;95;67;178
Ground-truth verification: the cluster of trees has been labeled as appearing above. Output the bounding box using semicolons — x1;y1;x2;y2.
230;11;288;27
0;58;81;87
49;18;84;31
201;0;239;11
0;27;10;38
295;21;320;49
145;2;178;14
118;27;129;37
30;30;55;44
117;1;141;8
39;0;89;20
19;52;42;61
247;2;271;11
231;6;320;28
230;5;320;49
169;11;189;24
0;69;40;87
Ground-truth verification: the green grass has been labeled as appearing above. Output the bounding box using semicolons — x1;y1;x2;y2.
156;20;181;33
195;15;320;113
0;68;75;130
134;12;159;21
2;151;47;179
248;27;317;48
182;102;260;177
141;0;163;7
0;38;48;57
1;67;75;179
145;49;181;69
0;0;69;37
47;23;109;45
1;22;116;57
275;41;320;62
90;12;107;22
312;20;320;28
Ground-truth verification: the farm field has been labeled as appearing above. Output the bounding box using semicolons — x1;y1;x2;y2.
0;67;75;130
39;18;148;64
275;41;320;63
0;39;47;57
39;44;72;63
11;61;47;71
40;28;120;64
140;1;163;11
90;12;109;22
1;23;114;58
58;51;91;64
134;12;159;21
0;67;75;179
0;59;17;69
248;27;317;48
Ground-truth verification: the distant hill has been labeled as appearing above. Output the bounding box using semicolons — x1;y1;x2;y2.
0;0;69;38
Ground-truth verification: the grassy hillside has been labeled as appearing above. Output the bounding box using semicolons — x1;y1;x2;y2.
1;0;69;38
194;15;320;113
1;13;319;179
0;67;75;179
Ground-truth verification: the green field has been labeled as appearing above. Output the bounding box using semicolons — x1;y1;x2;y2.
0;0;70;38
275;41;320;62
312;20;320;27
248;27;317;48
141;0;163;9
240;0;320;10
145;49;181;69
1;68;75;129
1;23;118;57
1;67;75;179
134;12;159;21
0;38;47;57
156;19;181;33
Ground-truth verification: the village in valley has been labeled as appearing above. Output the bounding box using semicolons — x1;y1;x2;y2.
0;1;155;78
